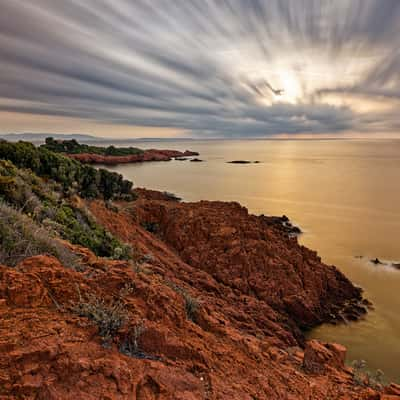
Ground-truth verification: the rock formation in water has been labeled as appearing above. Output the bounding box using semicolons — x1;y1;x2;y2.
227;160;260;164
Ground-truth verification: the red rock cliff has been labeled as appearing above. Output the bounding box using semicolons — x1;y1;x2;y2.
0;194;392;399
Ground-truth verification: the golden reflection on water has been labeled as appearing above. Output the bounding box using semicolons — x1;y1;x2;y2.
106;139;400;382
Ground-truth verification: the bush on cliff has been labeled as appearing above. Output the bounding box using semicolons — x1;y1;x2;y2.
52;204;132;258
0;159;61;215
0;159;132;260
0;140;134;200
0;201;80;268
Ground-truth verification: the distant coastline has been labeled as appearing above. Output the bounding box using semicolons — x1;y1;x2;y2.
3;133;400;146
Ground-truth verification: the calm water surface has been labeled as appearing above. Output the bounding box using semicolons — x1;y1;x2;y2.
105;139;400;382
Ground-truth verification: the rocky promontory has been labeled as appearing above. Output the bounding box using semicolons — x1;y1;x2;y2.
67;149;199;165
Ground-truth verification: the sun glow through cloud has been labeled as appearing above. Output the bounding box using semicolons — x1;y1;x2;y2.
0;0;399;138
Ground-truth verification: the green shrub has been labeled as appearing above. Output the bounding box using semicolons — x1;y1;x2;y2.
0;201;80;268
42;137;143;156
0;160;131;260
53;204;132;259
0;141;134;200
142;221;159;233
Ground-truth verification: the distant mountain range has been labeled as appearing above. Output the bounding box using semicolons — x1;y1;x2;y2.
0;133;102;143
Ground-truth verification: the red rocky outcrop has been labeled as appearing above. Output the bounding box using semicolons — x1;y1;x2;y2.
303;340;347;374
68;149;199;165
0;195;394;399
0;252;383;399
127;198;368;336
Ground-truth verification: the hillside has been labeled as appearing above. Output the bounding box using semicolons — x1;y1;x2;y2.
0;141;398;399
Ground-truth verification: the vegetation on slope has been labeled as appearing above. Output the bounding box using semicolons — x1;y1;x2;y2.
41;137;143;156
0;201;80;268
0;158;132;260
0;140;134;200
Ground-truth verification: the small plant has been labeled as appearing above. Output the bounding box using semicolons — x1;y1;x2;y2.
112;247;123;260
351;360;385;389
119;321;145;357
166;281;200;322
119;321;161;361
141;253;154;263
118;282;135;298
0;140;134;200
184;294;199;322
73;291;127;346
141;221;159;234
105;200;119;212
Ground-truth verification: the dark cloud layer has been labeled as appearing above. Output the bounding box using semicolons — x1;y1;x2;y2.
0;0;399;137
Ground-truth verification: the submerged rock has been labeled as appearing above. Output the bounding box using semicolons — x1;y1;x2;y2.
227;160;260;164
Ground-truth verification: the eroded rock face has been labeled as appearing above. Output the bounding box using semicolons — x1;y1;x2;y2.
128;199;367;334
0;196;387;399
0;253;380;399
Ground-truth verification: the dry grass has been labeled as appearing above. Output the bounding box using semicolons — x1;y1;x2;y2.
72;291;127;346
0;201;80;268
166;281;199;322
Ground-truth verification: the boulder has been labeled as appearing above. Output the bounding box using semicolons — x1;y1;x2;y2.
385;384;400;396
303;340;346;374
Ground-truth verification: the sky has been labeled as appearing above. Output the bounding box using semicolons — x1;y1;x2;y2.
1;0;400;139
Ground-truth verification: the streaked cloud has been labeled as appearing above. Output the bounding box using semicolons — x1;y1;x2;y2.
0;0;399;137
